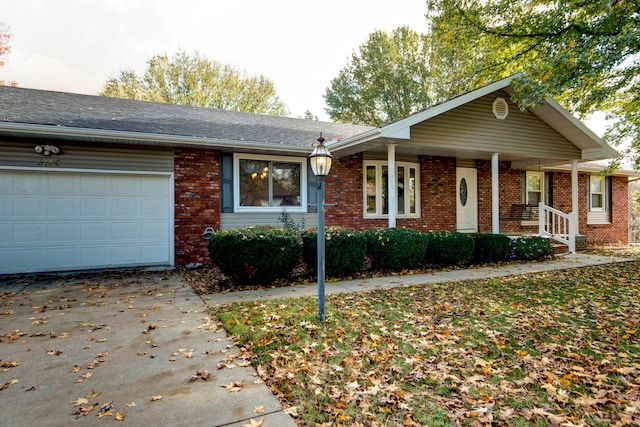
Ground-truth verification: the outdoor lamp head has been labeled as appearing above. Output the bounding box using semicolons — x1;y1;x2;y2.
309;135;333;177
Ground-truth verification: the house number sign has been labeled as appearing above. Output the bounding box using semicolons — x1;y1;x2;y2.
37;159;62;167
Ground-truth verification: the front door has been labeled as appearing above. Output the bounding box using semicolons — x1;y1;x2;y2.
456;167;478;232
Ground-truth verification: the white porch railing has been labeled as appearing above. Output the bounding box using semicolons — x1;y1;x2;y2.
538;202;576;254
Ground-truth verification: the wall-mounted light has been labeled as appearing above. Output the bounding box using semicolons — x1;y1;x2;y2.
35;145;60;156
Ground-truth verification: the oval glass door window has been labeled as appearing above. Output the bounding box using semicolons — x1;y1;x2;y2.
459;178;468;206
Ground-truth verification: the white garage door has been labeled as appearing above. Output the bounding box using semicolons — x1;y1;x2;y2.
0;170;172;274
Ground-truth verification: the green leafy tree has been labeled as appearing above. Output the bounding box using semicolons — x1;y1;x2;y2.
324;26;437;126
101;50;289;116
426;0;640;167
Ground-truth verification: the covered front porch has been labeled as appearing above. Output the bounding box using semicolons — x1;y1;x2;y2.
326;75;619;252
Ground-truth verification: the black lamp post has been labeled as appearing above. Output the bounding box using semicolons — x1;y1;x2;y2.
309;134;333;322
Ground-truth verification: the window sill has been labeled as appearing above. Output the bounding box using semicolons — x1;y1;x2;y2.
364;215;421;220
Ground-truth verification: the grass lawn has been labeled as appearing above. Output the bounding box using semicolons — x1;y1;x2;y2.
213;249;640;426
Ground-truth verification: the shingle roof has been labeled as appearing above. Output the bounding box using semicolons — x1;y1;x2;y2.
0;86;373;148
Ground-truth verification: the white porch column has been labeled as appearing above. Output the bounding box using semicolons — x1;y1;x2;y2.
492;153;500;234
388;144;396;228
571;159;579;214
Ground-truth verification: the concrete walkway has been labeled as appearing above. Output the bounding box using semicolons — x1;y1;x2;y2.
0;253;633;427
202;253;634;307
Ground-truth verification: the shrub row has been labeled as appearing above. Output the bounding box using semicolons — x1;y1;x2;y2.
207;226;554;286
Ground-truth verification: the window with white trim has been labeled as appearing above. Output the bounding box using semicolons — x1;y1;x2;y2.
364;161;419;218
525;171;544;205
589;176;605;211
234;154;307;212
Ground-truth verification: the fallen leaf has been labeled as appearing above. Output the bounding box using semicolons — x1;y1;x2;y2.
190;369;210;381
86;388;101;399
254;405;265;413
46;347;63;356
115;411;125;421
151;395;162;401
72;397;89;406
241;418;264;427
126;402;137;407
0;378;19;390
221;381;244;392
284;406;299;417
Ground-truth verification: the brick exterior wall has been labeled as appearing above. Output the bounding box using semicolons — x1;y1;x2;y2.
172;150;629;266
584;175;629;244
174;148;220;265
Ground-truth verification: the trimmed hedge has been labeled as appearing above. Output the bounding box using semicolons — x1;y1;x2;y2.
365;227;430;271
301;226;366;277
426;231;475;265
207;225;302;284
472;233;512;263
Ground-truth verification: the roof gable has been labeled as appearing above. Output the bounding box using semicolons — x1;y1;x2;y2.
329;74;618;162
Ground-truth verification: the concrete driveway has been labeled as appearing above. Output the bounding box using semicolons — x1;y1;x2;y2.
0;270;296;427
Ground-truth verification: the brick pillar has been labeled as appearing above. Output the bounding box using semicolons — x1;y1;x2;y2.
174;148;220;265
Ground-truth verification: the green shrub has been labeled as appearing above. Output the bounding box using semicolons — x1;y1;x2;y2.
365;227;429;271
207;225;302;285
509;236;554;260
426;231;475;265
472;233;512;263
301;226;366;277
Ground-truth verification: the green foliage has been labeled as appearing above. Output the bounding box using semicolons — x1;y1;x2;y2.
324;27;437;126
472;233;512;263
426;231;475;265
365;227;429;271
207;225;302;285
509;236;554;261
277;211;305;231
100;49;289;116
301;227;367;277
426;0;640;167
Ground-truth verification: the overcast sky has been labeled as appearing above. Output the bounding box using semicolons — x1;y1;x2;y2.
2;0;429;121
2;0;607;135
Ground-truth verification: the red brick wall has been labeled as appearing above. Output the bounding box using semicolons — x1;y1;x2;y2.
584;175;629;244
171;149;629;266
174;148;220;265
324;154;628;245
419;156;456;231
325;154;456;231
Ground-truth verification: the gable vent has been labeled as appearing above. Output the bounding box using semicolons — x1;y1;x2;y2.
492;97;509;120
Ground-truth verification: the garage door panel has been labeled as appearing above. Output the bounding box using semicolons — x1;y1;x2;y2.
14;197;47;217
0;196;9;216
48;198;78;216
81;198;110;217
141;198;169;217
47;248;79;268
112;222;139;240
14;174;47;194
141;178;169;195
0;171;172;274
112;198;139;216
47;223;76;242
140;245;168;262
141;221;168;239
13;223;46;244
48;174;78;194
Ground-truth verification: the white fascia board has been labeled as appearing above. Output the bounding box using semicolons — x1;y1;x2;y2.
0;122;312;154
325;128;383;152
582;146;620;160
